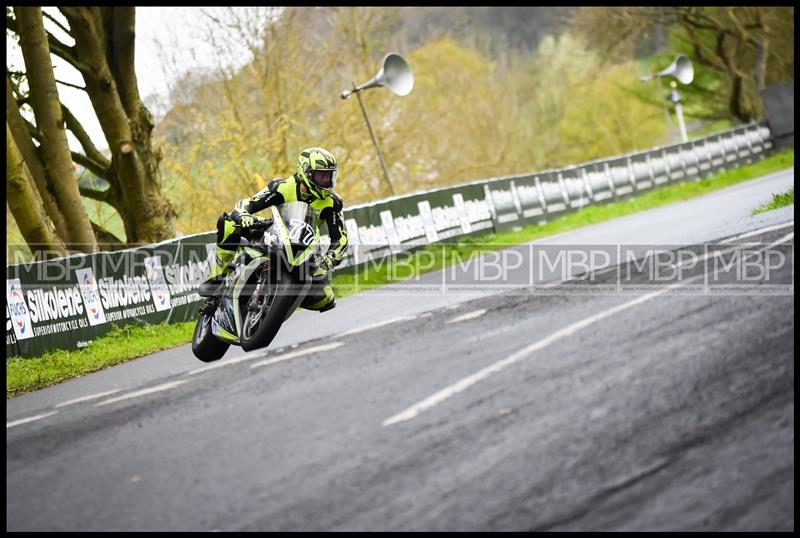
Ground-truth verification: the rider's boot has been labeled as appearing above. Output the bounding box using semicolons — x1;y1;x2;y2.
300;282;336;313
198;246;235;314
317;300;336;313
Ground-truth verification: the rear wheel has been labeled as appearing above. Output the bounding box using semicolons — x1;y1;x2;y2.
191;313;230;362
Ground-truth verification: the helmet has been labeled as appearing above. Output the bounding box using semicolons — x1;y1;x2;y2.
296;147;337;198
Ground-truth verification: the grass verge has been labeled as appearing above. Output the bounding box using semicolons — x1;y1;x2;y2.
7;322;195;399
752;186;794;215
7;149;794;398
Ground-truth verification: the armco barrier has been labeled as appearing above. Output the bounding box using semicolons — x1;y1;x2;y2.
334;120;773;267
6;121;774;358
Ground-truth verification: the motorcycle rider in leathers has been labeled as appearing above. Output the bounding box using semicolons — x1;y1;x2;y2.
198;147;348;314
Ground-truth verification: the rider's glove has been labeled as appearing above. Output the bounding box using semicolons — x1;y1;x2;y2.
238;213;255;229
314;254;335;274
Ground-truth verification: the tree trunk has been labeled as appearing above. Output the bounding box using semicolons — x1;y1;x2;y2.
6;72;71;242
15;7;98;253
6;122;67;259
729;74;752;122
62;6;177;244
754;35;768;91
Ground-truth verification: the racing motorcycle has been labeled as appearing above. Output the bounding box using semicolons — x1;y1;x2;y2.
191;201;320;362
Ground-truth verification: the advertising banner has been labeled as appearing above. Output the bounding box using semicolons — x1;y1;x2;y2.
6;232;216;358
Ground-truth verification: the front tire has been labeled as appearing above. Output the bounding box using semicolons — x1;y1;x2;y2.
192;313;230;362
239;274;298;352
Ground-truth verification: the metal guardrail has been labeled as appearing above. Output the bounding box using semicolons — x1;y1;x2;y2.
5;122;775;357
334;121;774;268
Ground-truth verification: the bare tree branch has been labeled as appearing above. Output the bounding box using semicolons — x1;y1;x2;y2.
22;116;40;141
61;103;111;171
71;151;110;180
42;9;73;38
90;220;128;250
110;7;140;116
78;183;109;202
55;78;85;90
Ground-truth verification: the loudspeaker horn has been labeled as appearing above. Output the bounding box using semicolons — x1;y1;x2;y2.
341;53;414;99
639;55;694;85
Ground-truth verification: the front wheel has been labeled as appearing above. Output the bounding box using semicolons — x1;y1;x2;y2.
239;273;298;352
192;313;230;362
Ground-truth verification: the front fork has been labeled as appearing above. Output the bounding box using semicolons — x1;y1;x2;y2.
246;264;270;313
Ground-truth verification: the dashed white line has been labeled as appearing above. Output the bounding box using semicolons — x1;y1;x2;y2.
54;389;123;408
384;286;678;426
718;220;793;243
446;309;487;324
96;380;189;406
189;350;283;375
338;316;413;337
7;411;58;428
383;233;794;427
250;342;344;369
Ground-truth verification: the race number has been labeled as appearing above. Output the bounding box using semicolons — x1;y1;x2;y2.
288;219;315;246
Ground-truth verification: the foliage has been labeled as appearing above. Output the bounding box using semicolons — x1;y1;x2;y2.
154;13;697;236
7;7;792;249
556;62;668;163
752;187;794;215
569;7;795;122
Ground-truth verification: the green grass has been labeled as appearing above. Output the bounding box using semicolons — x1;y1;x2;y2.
6;148;794;398
7;322;195;398
752;186;794;215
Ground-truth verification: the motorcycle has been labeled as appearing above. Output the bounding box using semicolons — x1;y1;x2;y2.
192;201;321;362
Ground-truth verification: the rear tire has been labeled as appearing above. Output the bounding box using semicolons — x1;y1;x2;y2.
192;313;230;362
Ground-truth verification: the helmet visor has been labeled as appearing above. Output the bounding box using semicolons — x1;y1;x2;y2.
310;168;336;190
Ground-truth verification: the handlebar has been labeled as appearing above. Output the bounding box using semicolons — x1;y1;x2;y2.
237;218;273;242
236;217;272;229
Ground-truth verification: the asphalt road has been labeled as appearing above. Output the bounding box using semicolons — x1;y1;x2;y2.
7;167;794;412
6;170;795;531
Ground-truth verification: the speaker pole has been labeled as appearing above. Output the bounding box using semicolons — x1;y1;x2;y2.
340;53;413;198
668;81;688;143
353;80;396;196
640;55;694;144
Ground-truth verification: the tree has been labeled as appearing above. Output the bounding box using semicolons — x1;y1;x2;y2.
6;7;176;254
569;7;795;122
6;122;66;259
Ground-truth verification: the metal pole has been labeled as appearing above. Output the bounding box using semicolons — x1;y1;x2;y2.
669;81;688;143
352;81;396;197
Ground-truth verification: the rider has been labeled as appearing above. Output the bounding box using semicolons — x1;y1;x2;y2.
198;147;348;314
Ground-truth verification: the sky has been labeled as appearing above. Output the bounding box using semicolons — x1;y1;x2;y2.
7;7;255;153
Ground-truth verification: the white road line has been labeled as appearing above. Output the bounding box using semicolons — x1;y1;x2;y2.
383;234;794;427
7;411;58;429
446;309;488;324
719;220;794;243
188;349;290;375
54;389;123;408
96;380;189;406
250;341;344;368
338;316;413;337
